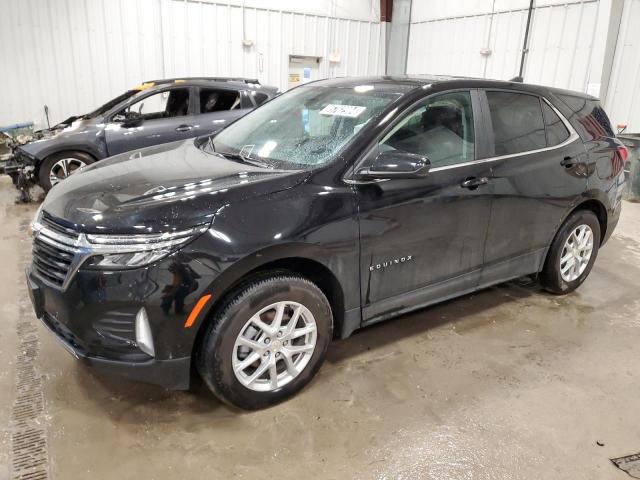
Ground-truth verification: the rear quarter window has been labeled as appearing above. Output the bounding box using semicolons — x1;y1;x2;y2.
541;101;570;147
252;92;269;106
557;94;614;141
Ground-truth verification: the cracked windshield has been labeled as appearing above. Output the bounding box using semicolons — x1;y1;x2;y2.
204;85;402;169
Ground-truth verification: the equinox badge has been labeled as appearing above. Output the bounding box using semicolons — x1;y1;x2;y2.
369;255;413;272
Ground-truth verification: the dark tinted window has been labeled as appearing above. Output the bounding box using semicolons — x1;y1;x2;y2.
541;101;570;147
557;94;614;140
199;88;241;113
380;91;475;168
253;92;269;106
486;91;546;156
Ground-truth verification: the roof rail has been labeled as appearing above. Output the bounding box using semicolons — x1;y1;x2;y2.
144;77;261;85
509;76;524;83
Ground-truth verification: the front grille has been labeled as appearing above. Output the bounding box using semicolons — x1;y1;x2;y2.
32;238;74;286
32;215;81;288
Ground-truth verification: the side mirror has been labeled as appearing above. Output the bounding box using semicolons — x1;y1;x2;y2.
356;150;430;180
121;111;144;128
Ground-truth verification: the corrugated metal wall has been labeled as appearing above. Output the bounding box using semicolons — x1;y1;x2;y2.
0;0;385;128
606;0;640;131
406;0;599;92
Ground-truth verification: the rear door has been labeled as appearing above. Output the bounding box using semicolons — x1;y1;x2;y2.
104;86;196;156
479;89;588;285
193;87;253;137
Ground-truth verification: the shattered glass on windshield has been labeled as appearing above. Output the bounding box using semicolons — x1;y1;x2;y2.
204;85;401;170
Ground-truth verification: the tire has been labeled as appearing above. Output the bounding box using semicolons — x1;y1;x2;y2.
197;273;333;409
540;209;601;294
38;151;95;191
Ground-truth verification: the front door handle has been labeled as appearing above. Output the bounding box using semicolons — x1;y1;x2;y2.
176;124;193;132
560;156;577;168
461;176;489;190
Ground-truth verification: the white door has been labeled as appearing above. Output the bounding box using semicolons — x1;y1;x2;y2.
288;56;321;90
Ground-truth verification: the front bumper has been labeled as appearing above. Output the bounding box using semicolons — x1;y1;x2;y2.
39;306;192;389
25;246;218;389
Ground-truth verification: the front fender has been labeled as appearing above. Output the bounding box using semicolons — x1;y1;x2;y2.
19;129;107;163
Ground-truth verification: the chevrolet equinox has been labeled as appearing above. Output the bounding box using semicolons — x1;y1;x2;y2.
27;76;627;409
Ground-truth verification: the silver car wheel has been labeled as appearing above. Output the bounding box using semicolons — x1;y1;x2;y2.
560;224;594;282
49;157;87;186
232;301;317;392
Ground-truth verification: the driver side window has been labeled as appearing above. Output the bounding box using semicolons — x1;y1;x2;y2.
380;91;475;168
118;88;190;121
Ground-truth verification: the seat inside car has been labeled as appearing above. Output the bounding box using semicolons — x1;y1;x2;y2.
165;90;189;117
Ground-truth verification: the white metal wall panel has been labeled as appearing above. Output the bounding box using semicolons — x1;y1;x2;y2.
407;0;599;93
0;0;385;128
524;1;599;91
606;0;640;131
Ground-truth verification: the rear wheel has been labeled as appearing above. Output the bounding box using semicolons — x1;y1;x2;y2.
197;274;332;409
38;151;94;191
540;210;601;294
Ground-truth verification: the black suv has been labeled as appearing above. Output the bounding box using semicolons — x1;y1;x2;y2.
27;76;626;409
4;77;278;195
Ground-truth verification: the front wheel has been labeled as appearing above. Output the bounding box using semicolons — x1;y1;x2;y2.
197;274;333;409
540;210;601;294
38;151;94;191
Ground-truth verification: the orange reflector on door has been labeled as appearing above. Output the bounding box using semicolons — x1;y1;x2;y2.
184;294;212;328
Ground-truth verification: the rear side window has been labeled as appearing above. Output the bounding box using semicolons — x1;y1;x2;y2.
541;101;570;147
486;91;546;156
199;88;241;113
557;94;614;140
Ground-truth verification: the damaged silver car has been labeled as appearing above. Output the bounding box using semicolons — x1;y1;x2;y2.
1;77;278;200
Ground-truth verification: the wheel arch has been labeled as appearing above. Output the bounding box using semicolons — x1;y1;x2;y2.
568;198;608;245
37;148;100;175
191;253;349;359
538;197;609;274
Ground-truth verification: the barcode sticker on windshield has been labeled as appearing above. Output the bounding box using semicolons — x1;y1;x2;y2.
320;104;366;118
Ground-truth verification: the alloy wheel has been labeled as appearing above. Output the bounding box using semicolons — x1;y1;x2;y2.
560;224;594;282
232;301;317;392
49;158;87;186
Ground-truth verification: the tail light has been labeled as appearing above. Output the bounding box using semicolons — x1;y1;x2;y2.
617;145;629;163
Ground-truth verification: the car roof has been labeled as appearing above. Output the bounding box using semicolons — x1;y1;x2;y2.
309;75;597;100
134;77;279;94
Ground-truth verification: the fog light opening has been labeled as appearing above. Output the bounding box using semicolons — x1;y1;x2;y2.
135;307;155;357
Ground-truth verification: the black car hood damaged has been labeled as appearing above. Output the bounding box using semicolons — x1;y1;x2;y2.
43;139;307;233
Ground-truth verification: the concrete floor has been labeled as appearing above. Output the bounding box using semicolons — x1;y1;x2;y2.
1;176;640;480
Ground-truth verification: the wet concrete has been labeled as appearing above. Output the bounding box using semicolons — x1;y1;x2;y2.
1;175;639;479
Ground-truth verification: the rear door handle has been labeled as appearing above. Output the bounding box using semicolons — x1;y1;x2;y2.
461;176;489;190
560;156;577;168
176;124;193;132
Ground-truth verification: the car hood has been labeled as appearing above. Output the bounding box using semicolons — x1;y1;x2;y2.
43;139;308;233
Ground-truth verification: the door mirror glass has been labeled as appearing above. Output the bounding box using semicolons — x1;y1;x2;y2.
357;150;430;179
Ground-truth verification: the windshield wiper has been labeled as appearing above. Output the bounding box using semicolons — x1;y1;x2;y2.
217;151;273;169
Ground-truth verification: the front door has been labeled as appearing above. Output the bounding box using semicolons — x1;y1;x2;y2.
356;90;493;323
105;86;195;156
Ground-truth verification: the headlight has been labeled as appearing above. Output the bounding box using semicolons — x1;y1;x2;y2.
82;226;208;269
